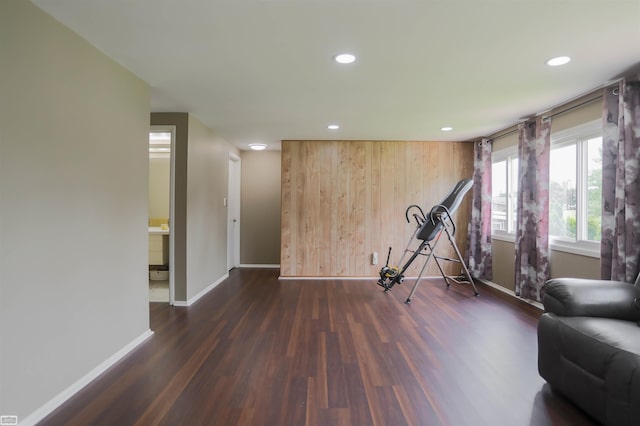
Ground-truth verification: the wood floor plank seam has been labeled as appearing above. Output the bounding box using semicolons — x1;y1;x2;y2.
40;269;597;426
134;332;221;425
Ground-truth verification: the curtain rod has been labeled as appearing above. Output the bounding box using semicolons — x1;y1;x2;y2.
490;93;605;142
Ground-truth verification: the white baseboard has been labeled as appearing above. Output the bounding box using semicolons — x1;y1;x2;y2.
478;278;544;309
278;275;441;281
279;275;374;280
173;273;229;307
239;264;280;268
20;329;154;426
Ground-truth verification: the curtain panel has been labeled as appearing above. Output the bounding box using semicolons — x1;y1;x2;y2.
601;80;640;283
467;138;493;279
514;117;551;302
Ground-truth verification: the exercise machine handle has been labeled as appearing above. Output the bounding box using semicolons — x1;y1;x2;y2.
405;204;426;225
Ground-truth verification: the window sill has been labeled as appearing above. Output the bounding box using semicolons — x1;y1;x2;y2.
549;239;600;258
491;235;600;258
491;233;515;243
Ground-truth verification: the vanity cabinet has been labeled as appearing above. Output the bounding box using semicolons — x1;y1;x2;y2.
148;229;169;265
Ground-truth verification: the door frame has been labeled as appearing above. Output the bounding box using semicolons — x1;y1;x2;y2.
227;153;241;271
150;125;176;305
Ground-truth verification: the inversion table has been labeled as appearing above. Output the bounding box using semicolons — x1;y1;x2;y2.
376;178;479;303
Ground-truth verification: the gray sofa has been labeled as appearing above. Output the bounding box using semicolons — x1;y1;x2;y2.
538;277;640;426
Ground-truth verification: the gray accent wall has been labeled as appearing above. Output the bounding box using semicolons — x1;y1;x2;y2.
240;150;282;265
1;0;150;420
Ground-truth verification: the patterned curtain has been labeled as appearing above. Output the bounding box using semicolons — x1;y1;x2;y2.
514;116;551;301
601;79;640;283
467;138;493;279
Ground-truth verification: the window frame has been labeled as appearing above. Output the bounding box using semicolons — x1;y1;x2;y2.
490;119;602;258
548;119;602;258
491;146;518;243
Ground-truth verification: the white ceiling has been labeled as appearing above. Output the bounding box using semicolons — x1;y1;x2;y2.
33;0;640;150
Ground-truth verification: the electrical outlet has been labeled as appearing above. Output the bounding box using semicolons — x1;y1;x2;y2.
372;252;378;265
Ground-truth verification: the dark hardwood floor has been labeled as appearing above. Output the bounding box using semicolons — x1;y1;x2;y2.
41;268;596;426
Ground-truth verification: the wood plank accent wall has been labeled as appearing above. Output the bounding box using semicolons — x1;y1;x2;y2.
281;140;475;277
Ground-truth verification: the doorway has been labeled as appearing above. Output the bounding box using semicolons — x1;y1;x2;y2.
227;153;241;271
148;126;175;304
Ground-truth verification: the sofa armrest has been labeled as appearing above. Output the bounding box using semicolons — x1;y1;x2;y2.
543;278;640;321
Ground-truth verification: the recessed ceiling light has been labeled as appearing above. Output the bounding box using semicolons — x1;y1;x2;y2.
249;143;268;151
327;124;340;130
441;126;453;132
546;56;571;66
333;53;356;64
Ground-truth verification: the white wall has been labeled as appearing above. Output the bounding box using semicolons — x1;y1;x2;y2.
0;1;150;421
186;116;232;300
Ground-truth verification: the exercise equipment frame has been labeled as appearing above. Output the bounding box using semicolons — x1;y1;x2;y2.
376;178;479;303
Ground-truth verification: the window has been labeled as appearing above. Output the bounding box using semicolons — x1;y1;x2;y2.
549;144;577;238
491;119;602;257
549;120;602;254
491;149;518;236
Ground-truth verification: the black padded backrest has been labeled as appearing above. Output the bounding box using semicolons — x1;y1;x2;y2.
416;178;474;241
